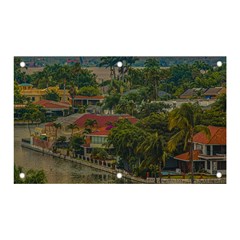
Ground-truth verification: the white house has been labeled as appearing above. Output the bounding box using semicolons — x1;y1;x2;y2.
174;126;226;175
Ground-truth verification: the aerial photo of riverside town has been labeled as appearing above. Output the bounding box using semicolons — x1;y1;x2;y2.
14;57;226;184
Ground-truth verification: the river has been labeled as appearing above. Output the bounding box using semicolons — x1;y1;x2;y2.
14;125;119;183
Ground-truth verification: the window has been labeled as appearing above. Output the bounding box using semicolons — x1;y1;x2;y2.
207;146;211;155
217;161;226;170
91;136;107;144
196;144;203;150
213;145;226;155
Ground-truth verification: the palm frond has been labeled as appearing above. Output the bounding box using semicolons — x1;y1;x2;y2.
194;125;211;140
168;129;186;152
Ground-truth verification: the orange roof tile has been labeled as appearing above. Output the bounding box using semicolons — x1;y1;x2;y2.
193;126;226;145
35;100;70;109
174;150;201;161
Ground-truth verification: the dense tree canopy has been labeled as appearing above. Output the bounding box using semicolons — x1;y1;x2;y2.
43;88;61;101
26;63;98;90
14;81;27;104
78;86;100;96
14;165;47;184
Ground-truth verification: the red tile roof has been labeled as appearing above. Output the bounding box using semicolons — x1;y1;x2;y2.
174;150;201;161
74;114;138;128
193;126;226;145
72;95;105;100
35;100;70;109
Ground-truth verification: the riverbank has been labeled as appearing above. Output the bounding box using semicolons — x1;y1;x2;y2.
21;141;226;184
21;141;147;183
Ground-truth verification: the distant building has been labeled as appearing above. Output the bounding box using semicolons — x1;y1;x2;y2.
70;95;105;106
203;87;226;99
174;126;226;174
73;113;138;157
180;88;206;99
35;99;71;117
19;83;33;90
83;129;111;157
20;84;69;103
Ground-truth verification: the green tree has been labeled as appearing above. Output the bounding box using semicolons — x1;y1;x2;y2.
78;86;100;96
14;57;28;83
22;103;45;135
212;93;226;112
70;134;85;157
108;121;147;172
14;81;27;104
125;67;145;87
99;57;119;82
84;119;98;130
144;58;161;100
103;94;121;113
24;169;47;183
14;165;47;184
168;103;211;183
67;123;79;137
43;89;60;101
91;148;108;160
69;84;77;108
137;132;166;183
136;112;170;140
137;102;171;119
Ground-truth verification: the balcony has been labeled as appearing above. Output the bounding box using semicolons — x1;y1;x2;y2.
199;153;226;160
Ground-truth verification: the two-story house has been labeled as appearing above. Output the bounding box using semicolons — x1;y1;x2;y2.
174;126;226;174
83;129;110;157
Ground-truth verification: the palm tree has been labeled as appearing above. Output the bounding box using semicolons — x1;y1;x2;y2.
128;100;136;116
67;123;79;137
99;57;118;84
84;119;98;131
53;123;62;139
137;132;165;183
69;84;77;108
168;103;211;183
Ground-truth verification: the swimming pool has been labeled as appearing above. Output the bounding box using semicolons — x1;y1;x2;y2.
161;171;179;176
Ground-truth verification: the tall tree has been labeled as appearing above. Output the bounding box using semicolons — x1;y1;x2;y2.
103;94;121;114
43;88;61;102
69;84;77;108
84;119;98;131
144;58;162;100
137;132;165;183
69;134;85;157
99;57;118;82
14;81;27;104
168;103;211;183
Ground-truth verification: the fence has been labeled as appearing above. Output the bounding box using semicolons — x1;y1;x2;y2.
147;177;226;184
